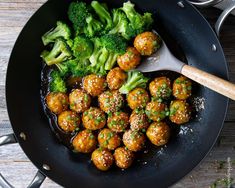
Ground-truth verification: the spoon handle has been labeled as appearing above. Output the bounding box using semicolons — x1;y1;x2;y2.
181;65;235;100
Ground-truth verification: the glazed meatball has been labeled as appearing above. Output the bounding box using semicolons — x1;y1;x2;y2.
83;74;107;96
145;101;168;122
149;77;172;99
72;129;97;153
82;107;106;130
117;47;141;71
107;112;129;132
107;67;127;90
127;88;150;110
98;90;124;113
46;92;69;114
173;76;192;100
114;147;135;169
169;100;191;125
91;148;114;171
130;109;149;131
146;122;170;146
69;89;91;113
123;130;146;152
98;128;121;150
58;111;80;132
134;31;161;56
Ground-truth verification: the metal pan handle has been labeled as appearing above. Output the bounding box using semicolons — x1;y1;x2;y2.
0;134;46;188
187;0;223;7
187;0;235;36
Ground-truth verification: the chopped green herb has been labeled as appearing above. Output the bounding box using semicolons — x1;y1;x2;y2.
187;86;192;90
165;111;170;116
89;134;94;139
175;79;181;84
170;107;178;116
104;140;109;146
162;83;167;88
116;111;121;116
107;132;113;139
157;98;163;103
99;133;104;138
145;110;151;117
153;111;159;115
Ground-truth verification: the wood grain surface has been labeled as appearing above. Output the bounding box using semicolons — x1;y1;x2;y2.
181;64;235;100
0;1;235;188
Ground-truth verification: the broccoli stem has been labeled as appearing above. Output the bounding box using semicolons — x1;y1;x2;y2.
41;39;72;66
119;71;149;94
105;53;118;70
42;21;71;46
91;1;112;30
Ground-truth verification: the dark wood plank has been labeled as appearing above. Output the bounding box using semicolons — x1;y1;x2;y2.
0;2;235;188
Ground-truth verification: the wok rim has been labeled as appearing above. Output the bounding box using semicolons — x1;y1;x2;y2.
5;0;229;187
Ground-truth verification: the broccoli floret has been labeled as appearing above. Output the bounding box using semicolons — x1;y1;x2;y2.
50;70;67;93
100;34;127;70
41;21;71;46
85;16;103;37
91;1;113;32
66;59;91;77
89;34;127;73
68;2;89;33
54;62;70;77
40;38;72;66
119;71;149;94
68;1;103;37
121;1;153;35
72;36;93;60
100;34;127;54
109;9;134;40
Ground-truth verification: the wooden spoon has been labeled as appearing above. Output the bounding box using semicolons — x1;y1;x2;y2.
136;32;235;100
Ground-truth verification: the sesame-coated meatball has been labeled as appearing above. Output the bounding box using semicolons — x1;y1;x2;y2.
83;74;107;96
58;111;80;132
98;128;121;150
130;109;149;131
91;148;114;171
123;130;146;152
107;112;129;132
146;122;170;146
149;77;172;99
127;88;150;110
173;76;192;100
169;100;191;125
98;90;124;113
69;89;91;113
82;107;106;130
117;47;141;71
134;31;161;56
114;147;135;169
72;129;97;153
145;101;168;122
107;67;127;90
46;92;69;114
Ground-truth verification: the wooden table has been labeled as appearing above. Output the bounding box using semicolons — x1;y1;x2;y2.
0;1;234;187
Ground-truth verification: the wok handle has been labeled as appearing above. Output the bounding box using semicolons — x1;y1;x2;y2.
181;65;235;100
0;134;46;188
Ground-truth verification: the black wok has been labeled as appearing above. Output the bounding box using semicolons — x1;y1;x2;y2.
0;0;229;187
